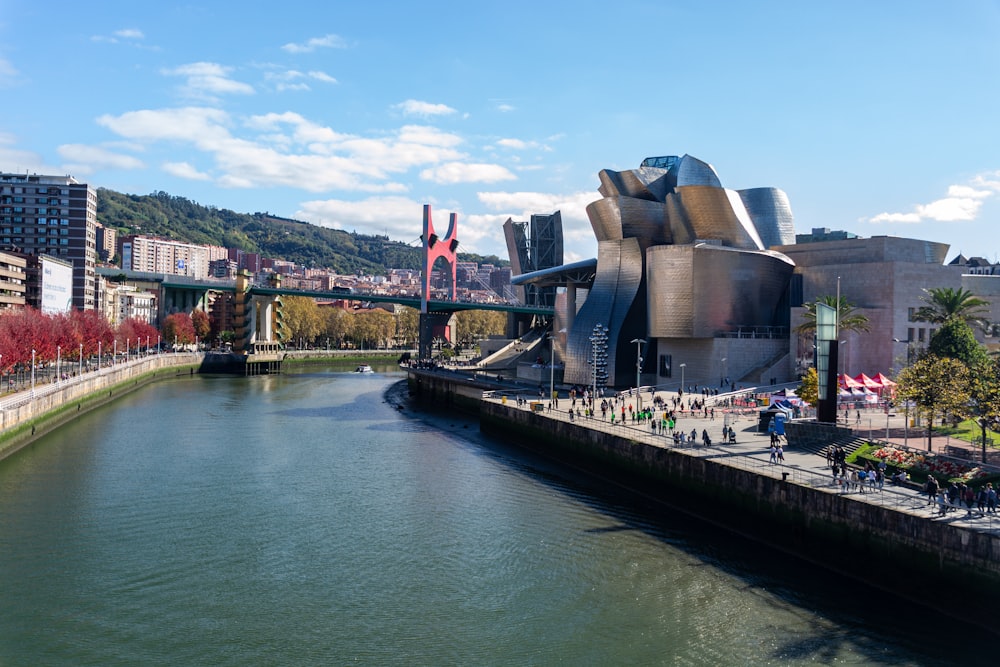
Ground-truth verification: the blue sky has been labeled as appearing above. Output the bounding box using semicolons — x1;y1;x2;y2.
2;1;1000;264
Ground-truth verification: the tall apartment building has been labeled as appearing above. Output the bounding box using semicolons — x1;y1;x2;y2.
0;249;26;309
119;235;209;279
0;172;98;309
95;222;118;263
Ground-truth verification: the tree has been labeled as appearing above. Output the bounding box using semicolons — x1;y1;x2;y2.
927;316;990;368
191;309;211;341
396;307;419;348
896;356;972;451
967;356;1000;463
913;287;989;325
793;296;871;335
796;367;819;406
162;312;195;346
281;296;323;347
323;308;352;349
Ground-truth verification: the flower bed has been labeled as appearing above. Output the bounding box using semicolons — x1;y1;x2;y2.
864;444;992;484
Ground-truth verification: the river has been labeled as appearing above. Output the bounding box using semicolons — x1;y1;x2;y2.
0;365;990;665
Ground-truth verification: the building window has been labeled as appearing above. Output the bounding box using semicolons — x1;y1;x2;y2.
918;328;925;342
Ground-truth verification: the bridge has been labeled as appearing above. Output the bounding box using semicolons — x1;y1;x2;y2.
100;204;566;359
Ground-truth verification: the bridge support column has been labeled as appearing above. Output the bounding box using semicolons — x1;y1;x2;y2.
418;312;456;360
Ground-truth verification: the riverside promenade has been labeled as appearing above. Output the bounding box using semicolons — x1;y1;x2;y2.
481;387;1000;536
0;352;202;460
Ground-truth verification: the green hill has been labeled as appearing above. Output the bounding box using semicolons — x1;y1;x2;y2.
97;189;507;274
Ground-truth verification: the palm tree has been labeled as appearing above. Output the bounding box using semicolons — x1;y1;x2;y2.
913;287;989;325
794;296;871;335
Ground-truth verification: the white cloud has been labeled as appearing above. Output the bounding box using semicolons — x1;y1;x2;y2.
263;68;338;92
394;100;457;117
96;107;477;193
57;143;145;174
162;62;255;98
281;34;347;54
868;172;1000;224
162;161;211;181
496;104;516;113
420;162;516;185
308;71;337;84
296;196;427;239
115;28;145;40
0;134;54;172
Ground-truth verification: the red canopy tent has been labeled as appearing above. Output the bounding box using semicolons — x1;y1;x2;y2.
873;372;896;388
839;373;863;389
874;372;897;396
854;373;883;390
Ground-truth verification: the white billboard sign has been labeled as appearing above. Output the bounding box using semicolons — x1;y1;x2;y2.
40;255;74;314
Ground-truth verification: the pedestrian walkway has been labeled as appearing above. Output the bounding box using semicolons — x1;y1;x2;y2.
484;387;1000;536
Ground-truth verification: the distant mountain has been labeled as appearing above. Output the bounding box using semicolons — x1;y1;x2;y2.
96;189;508;274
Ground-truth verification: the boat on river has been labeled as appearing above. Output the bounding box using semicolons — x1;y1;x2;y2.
354;364;374;374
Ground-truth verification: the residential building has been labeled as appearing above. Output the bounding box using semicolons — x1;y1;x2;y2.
0;250;26;309
119;235;210;279
0;172;98;309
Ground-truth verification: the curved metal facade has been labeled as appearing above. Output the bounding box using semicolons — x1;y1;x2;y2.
738;187;796;248
561;154;796;387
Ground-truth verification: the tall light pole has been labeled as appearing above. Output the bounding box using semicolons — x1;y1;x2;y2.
98;341;102;369
113;340;117;365
893;337;911;447
631;338;646;410
79;342;83;377
680;363;686;394
548;332;556;411
721;357;727;388
590;324;608;402
56;345;61;383
30;349;35;397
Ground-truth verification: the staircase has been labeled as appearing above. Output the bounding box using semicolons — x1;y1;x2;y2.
785;421;870;458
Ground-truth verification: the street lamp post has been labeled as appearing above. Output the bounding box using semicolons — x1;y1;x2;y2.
79;342;83;377
680;363;686;394
721;357;727;389
590;324;608;405
113;340;117;365
548;333;556;411
56;345;61;383
30;349;35;397
893;338;911;447
631;338;646;411
98;341;102;369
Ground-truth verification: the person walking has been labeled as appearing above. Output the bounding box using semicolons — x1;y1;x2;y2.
776;444;785;464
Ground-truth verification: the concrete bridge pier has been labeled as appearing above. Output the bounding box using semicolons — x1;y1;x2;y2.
418;311;457;360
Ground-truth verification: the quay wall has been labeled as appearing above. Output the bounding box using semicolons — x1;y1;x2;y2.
475;398;1000;624
0;354;200;462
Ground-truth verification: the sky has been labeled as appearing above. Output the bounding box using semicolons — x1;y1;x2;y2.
2;1;1000;265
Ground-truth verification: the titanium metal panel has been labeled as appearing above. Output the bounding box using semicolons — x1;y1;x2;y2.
671;155;722;188
647;244;794;338
586;196;671;246
739;187;796;248
564;238;644;386
670;186;763;250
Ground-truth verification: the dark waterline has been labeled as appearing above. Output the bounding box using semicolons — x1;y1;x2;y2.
0;368;991;666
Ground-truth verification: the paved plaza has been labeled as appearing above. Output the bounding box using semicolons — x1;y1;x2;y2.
479;380;1000;536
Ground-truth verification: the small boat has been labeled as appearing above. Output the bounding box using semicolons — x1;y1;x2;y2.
354;364;374;374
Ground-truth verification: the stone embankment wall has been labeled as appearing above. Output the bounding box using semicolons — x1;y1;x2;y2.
479;400;1000;621
0;354;200;462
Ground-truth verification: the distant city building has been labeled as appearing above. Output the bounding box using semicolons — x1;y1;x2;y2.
0;172;98;309
0;249;26;309
209;258;238;279
119;235;210;279
794;227;859;244
102;283;157;326
95;222;118;263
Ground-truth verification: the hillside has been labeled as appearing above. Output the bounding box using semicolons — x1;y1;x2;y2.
96;189;507;274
